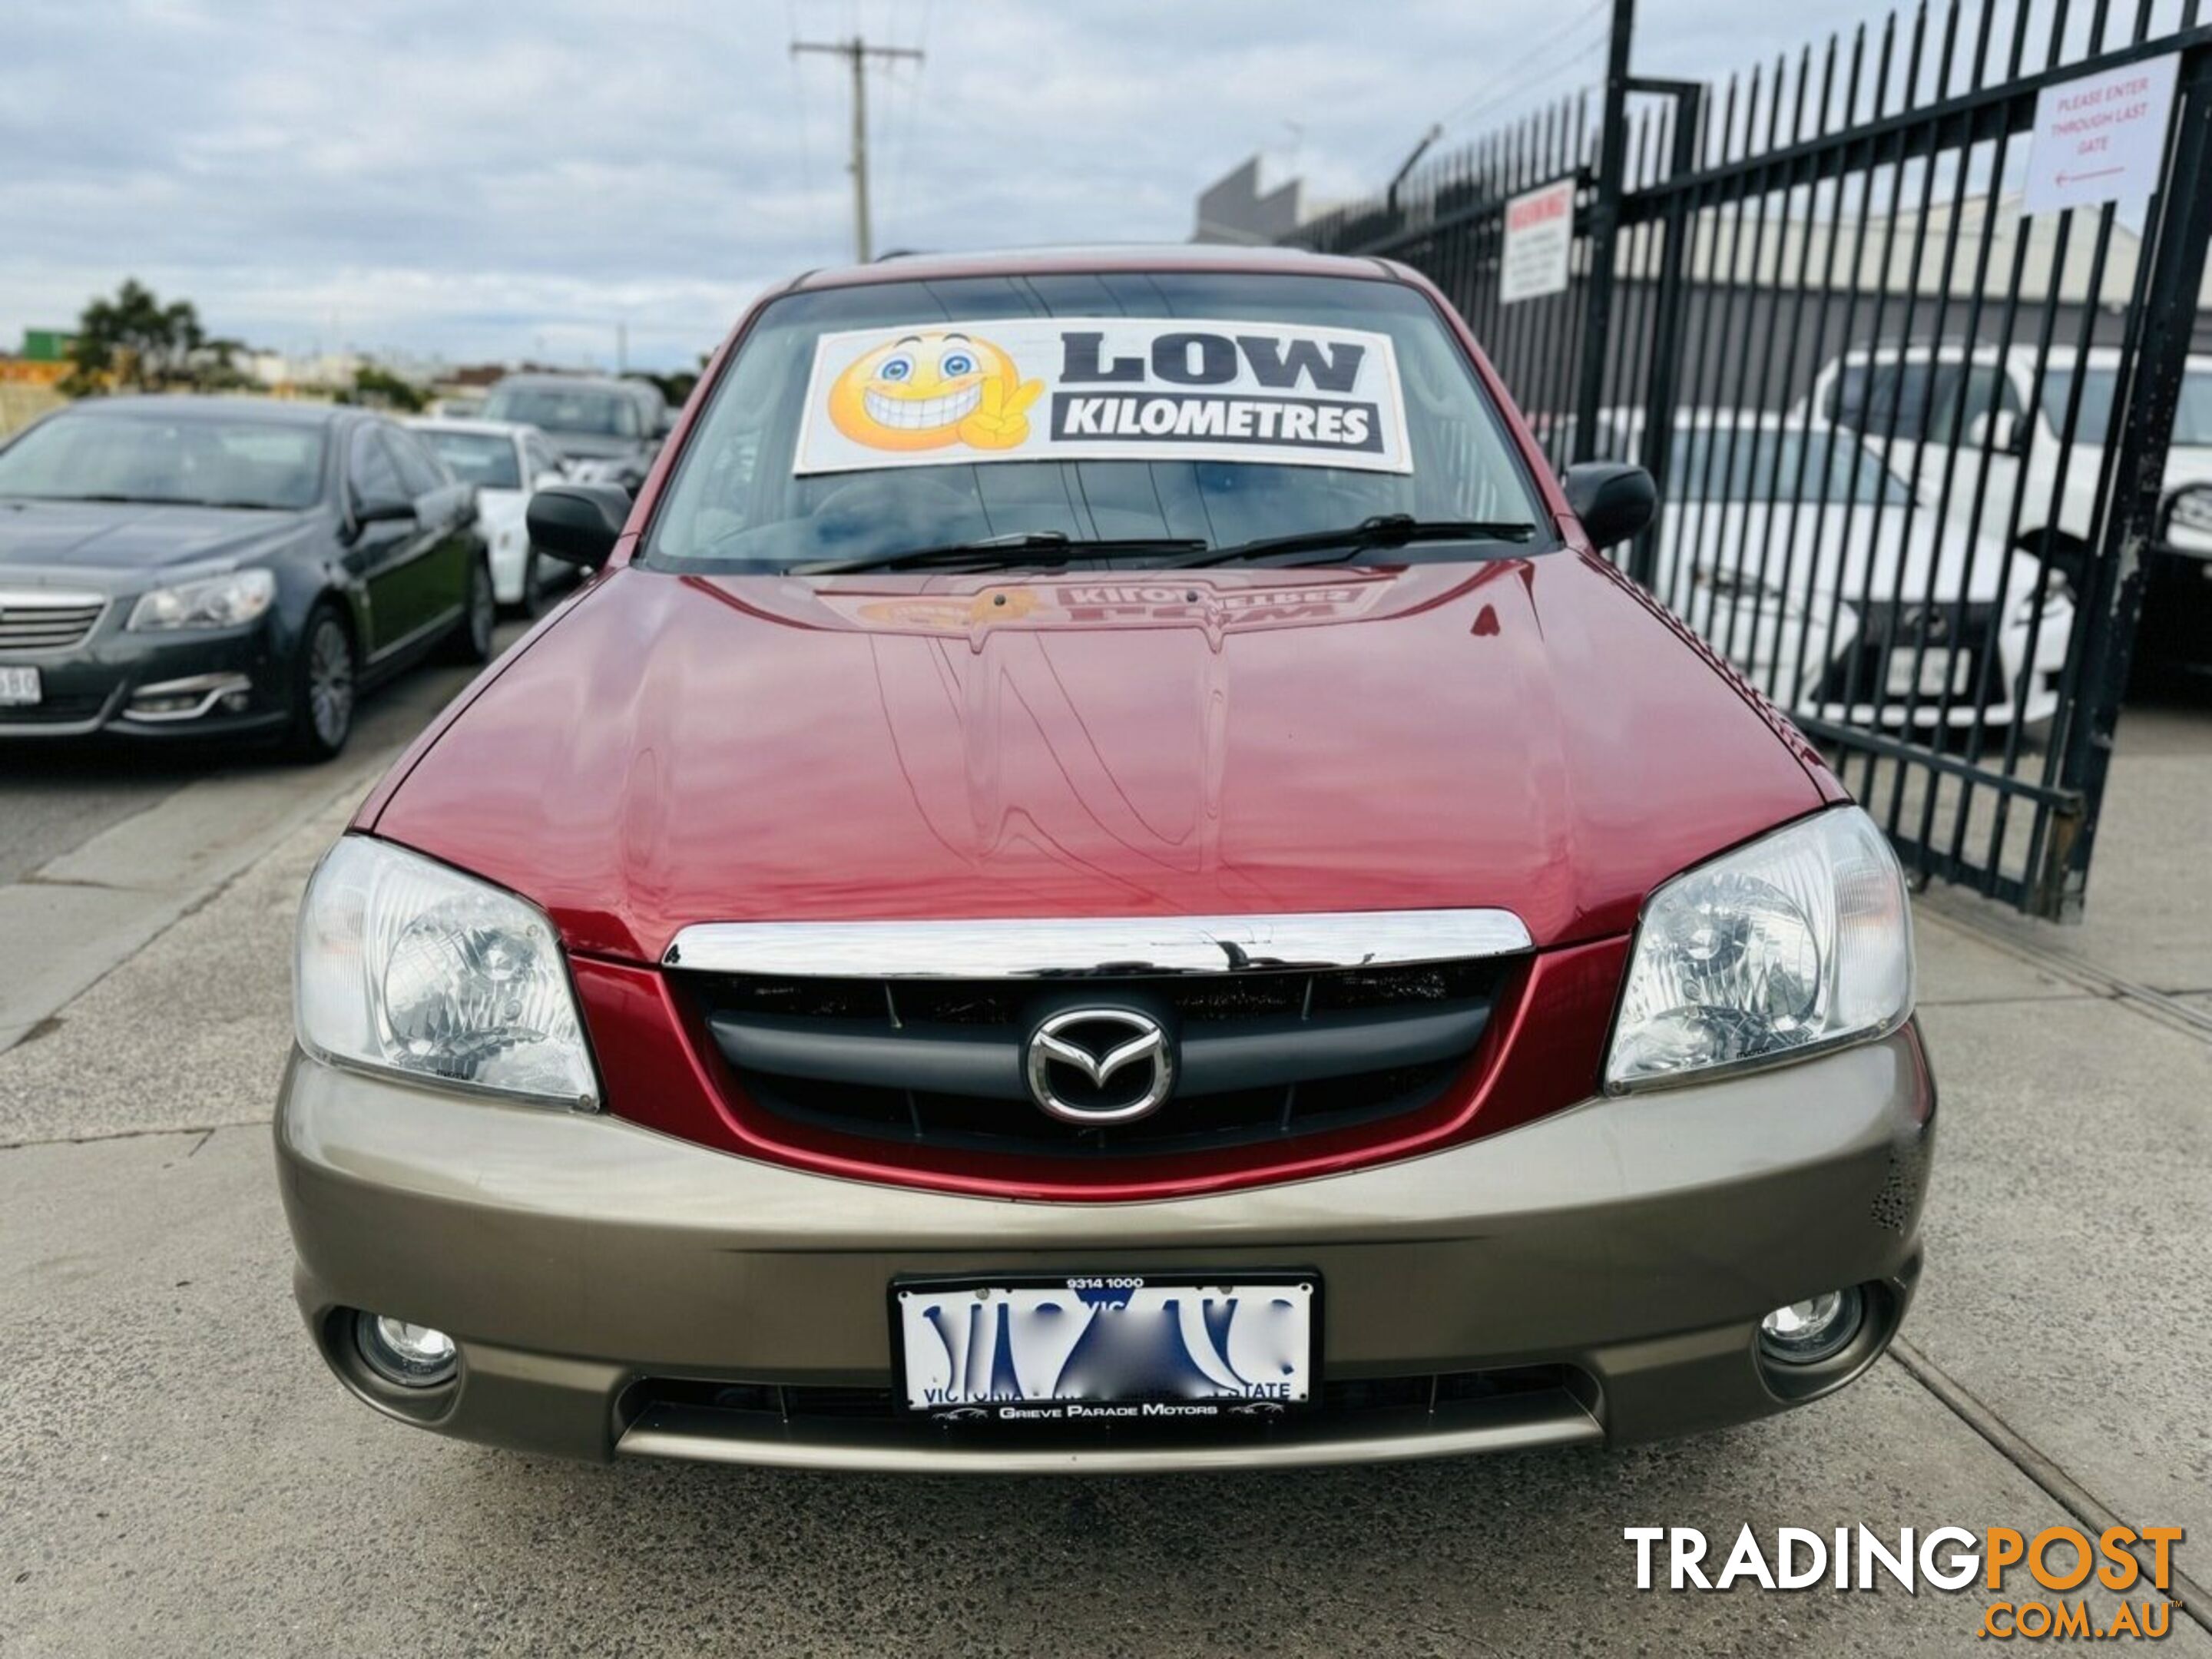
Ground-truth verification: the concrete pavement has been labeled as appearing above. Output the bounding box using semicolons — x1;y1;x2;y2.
0;684;2207;1655
0;640;511;1055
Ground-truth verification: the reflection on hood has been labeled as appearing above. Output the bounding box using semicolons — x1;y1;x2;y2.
0;498;304;573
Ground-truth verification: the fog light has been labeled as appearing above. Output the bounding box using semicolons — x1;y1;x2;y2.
354;1311;459;1387
127;671;252;721
1759;1287;1865;1365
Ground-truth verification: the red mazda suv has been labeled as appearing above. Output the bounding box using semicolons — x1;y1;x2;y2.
277;246;1932;1471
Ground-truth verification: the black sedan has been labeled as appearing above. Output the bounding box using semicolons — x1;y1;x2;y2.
0;396;492;759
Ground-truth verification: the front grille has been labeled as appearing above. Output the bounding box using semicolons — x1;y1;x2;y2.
628;1364;1583;1447
684;959;1512;1159
1813;601;2004;710
0;690;111;726
0;598;105;652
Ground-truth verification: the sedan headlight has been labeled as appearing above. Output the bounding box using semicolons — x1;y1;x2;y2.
1606;806;1913;1090
2008;568;2075;627
294;836;597;1108
128;568;277;631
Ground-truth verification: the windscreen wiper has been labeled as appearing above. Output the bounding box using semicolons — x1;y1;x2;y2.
793;530;1207;575
11;492;185;506
1160;514;1539;569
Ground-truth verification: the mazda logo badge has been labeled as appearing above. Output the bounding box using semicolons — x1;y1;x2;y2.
1024;1007;1174;1125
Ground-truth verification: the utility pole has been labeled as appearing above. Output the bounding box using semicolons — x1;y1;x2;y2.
791;35;925;263
1570;0;1636;465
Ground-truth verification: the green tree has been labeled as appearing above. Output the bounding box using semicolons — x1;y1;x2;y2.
635;367;699;409
64;279;248;395
67;280;194;392
344;363;428;413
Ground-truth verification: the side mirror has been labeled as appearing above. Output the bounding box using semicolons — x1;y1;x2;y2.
1561;462;1658;551
353;496;415;528
1967;410;2028;457
527;482;632;567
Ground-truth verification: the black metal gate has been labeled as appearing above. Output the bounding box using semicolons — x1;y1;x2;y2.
1288;1;2212;919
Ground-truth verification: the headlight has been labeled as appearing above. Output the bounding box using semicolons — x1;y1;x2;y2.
128;568;276;631
2008;569;2074;627
1606;806;1913;1090
294;836;597;1108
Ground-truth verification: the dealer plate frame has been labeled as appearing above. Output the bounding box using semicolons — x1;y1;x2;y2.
888;1269;1325;1424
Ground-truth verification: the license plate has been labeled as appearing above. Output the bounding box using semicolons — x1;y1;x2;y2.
0;667;39;707
1885;650;1965;698
892;1273;1318;1422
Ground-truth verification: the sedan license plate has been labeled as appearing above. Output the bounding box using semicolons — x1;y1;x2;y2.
1885;649;1965;699
893;1273;1317;1422
0;667;40;707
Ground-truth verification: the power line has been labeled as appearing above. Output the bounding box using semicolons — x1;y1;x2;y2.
786;0;824;254
1435;0;1612;129
880;0;935;243
791;34;926;263
1349;0;1610;179
1445;36;1608;137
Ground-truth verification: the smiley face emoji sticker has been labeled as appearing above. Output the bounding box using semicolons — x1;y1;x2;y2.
826;329;1045;452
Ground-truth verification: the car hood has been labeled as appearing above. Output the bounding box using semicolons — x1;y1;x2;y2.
1667;503;2035;604
0;498;307;575
370;555;1830;962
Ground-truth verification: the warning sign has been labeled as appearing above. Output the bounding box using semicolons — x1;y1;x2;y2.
1500;178;1576;304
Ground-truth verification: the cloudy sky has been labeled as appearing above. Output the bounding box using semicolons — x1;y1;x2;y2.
4;0;1931;372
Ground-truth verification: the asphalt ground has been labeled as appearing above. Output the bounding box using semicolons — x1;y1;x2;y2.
1;646;2207;1657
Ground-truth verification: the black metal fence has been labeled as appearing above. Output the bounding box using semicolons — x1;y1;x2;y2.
1289;0;2212;919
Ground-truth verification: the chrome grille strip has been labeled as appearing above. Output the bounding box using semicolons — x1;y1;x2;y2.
661;910;1533;977
0;591;108;653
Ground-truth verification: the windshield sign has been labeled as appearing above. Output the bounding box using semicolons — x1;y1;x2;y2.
795;317;1410;476
644;272;1541;572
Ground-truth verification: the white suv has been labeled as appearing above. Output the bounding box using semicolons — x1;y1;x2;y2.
1800;343;2212;573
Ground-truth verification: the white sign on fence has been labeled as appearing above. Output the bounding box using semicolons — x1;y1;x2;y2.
1500;178;1576;304
2023;52;2180;216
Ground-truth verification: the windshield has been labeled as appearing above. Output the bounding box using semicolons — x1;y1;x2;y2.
0;412;325;509
417;429;522;489
644;273;1547;572
2043;365;2212;448
1663;428;1913;505
482;385;637;439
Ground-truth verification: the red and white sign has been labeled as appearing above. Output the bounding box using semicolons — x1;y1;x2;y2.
2024;52;2179;216
1500;178;1575;304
